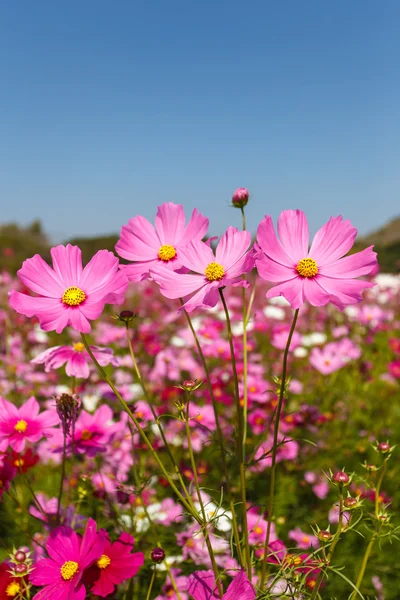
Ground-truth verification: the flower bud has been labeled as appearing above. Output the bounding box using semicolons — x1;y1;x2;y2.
14;563;28;574
14;551;26;563
117;310;138;324
151;547;165;563
232;187;249;208
333;471;349;484
378;441;390;453
317;530;332;542
343;497;358;509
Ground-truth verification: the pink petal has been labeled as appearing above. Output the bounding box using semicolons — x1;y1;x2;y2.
120;260;156;282
0;397;19;419
17;254;64;297
187;570;218;600
277;210;309;262
178;241;214;274
9;293;69;332
215;227;251;270
50;245;83;287
150;268;206;300
19;396;40;419
320;246;377;278
178;208;209;246
224;570;256;600
256;255;296;282
266;278;306;309
66;354;90;378
66;308;92;334
314;276;375;310
303;278;331;307
309;216;357;265
29;558;62;585
154;202;186;245
256;216;295;267
180;282;218;313
115;216;160;261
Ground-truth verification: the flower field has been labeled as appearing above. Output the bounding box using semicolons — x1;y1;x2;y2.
0;199;398;599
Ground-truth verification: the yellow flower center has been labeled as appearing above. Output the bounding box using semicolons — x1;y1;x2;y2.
285;553;302;566
295;258;318;278
62;286;86;306
73;342;85;352
14;420;28;433
6;582;21;597
254;526;263;534
14;458;24;467
97;554;111;569
81;429;92;440
204;262;225;281
60;560;79;581
158;245;177;261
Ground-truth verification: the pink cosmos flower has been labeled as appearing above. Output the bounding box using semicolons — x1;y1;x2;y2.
90;532;144;597
0;396;58;453
187;569;256;599
32;343;118;379
151;227;254;312
9;245;129;333
29;518;105;600
256;210;377;309
288;527;319;550
115;202;209;281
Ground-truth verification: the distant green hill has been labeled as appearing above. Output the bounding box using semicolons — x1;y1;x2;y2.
1;216;399;275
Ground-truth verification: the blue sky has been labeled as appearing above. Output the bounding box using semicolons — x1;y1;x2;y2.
0;1;399;243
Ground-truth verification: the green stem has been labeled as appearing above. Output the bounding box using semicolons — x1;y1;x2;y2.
259;308;299;589
219;288;251;578
125;324;195;509
240;206;247;231
311;494;345;600
145;568;157;600
80;333;199;522
184;395;224;597
180;300;244;566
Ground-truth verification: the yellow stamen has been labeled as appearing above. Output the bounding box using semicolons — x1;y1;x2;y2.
14;458;24;467
285;553;302;566
254;526;263;534
14;420;27;433
60;560;79;580
73;342;85;352
295;258;318;278
81;429;92;441
6;582;21;597
158;245;177;261
97;554;111;569
62;286;86;306
204;262;225;281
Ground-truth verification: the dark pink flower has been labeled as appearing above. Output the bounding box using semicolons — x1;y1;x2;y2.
9;245;128;333
256;210;377;309
29;518;105;600
90;532;144;597
116;202;209;281
0;396;58;453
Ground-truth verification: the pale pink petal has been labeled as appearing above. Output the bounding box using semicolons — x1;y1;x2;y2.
78;251;119;293
303;278;331;306
50;245;83;287
79;300;109;321
187;570;217;600
150;268;205;299
120;260;157;282
215;227;251;270
277;209;309;262
315;276;375;310
178;208;209;246
154;202;186;245
256;255;296;282
256;216;295;267
178;241;214;274
179;283;217;313
9;293;68;331
66;354;90;379
17;254;64;297
225;250;254;278
31;346;64;367
309;216;357;265
266;278;305;309
115;216;160;261
67;309;92;334
320;246;377;278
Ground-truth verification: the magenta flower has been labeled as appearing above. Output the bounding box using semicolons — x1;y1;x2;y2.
151;227;254;312
30;518;105;600
90;532;144;597
32;343;118;379
0;396;58;453
115;202;209;281
187;569;256;599
9;245;129;333
256;210;377;309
